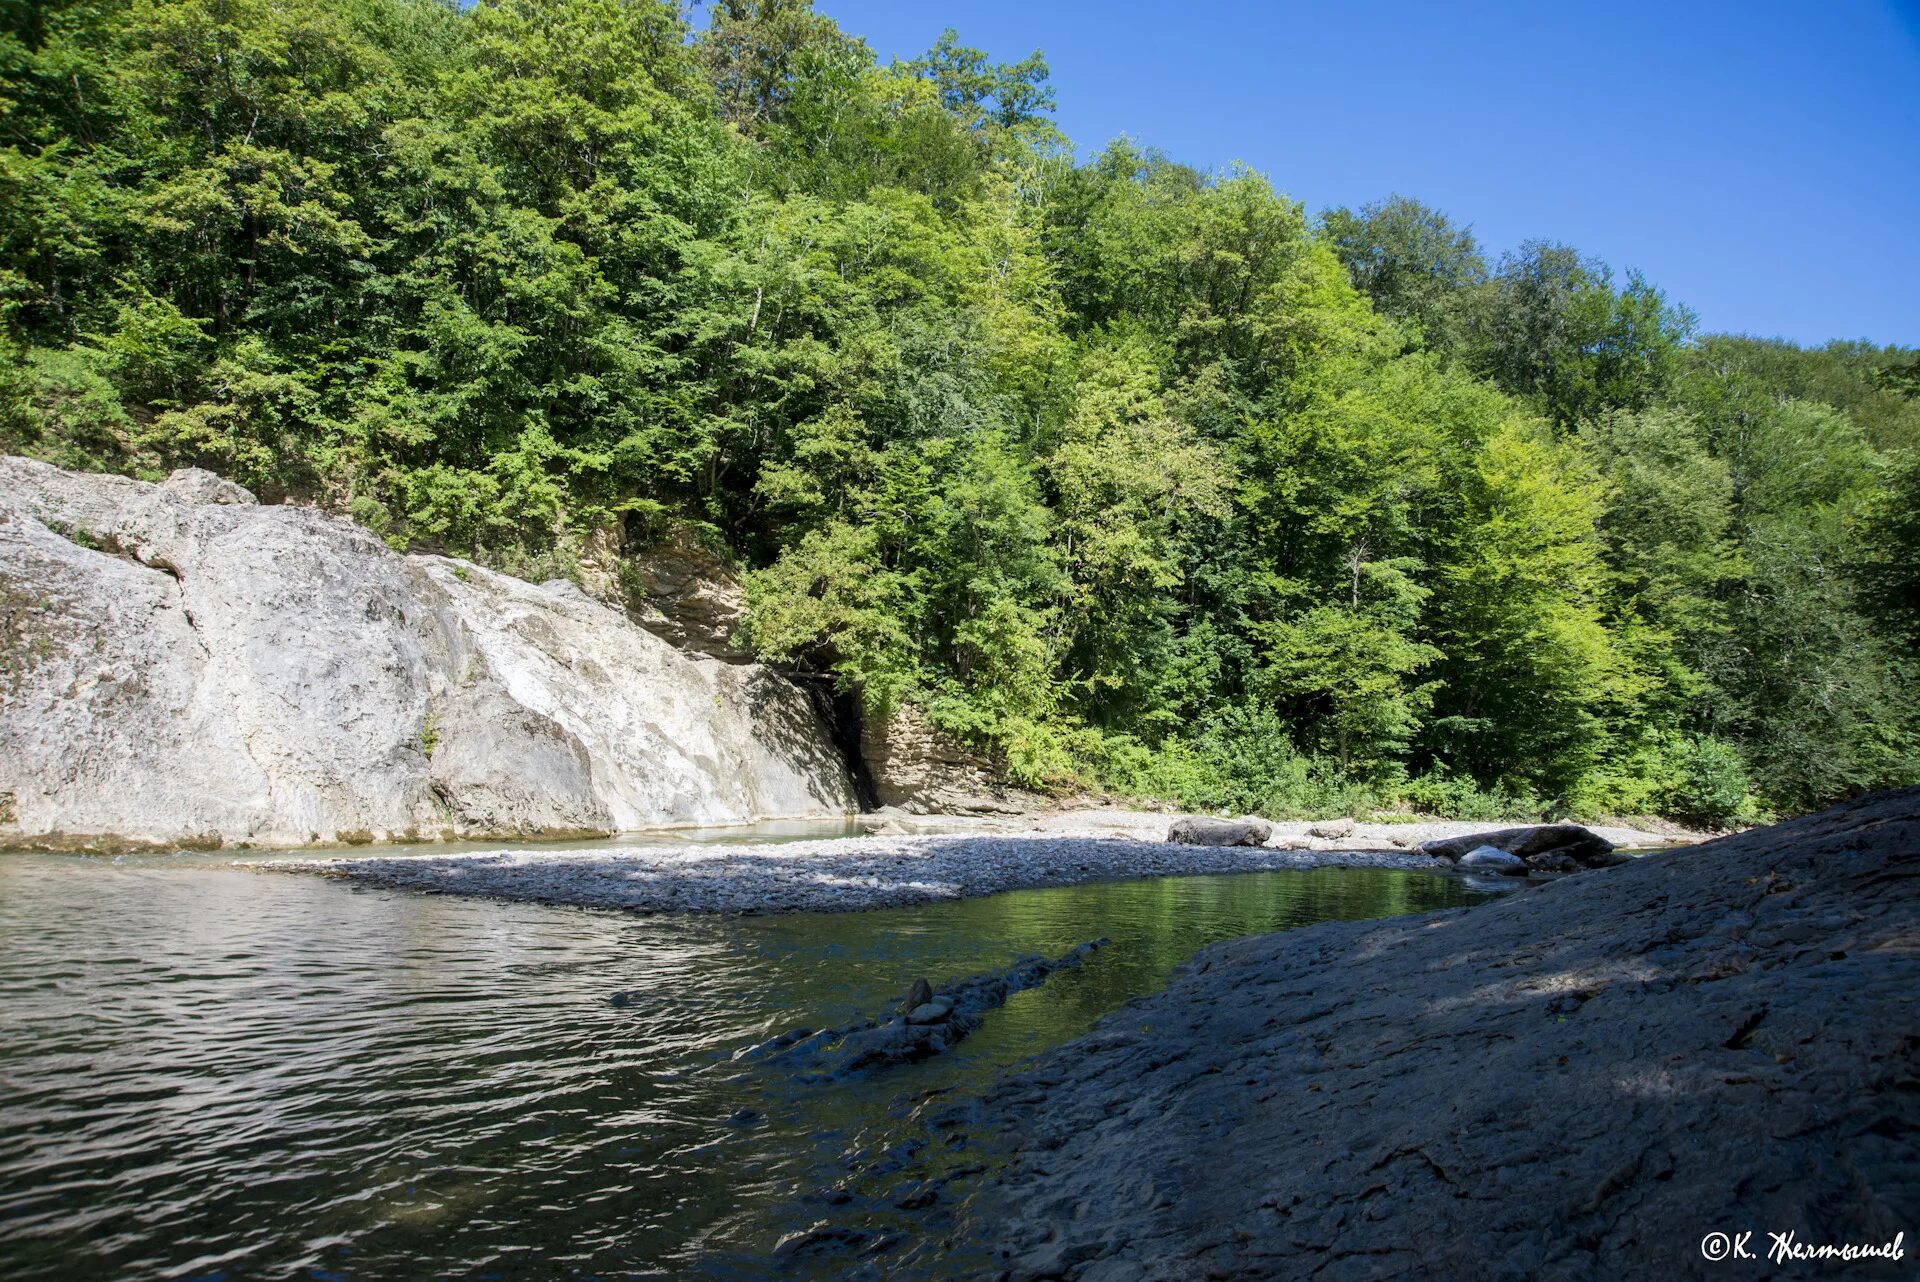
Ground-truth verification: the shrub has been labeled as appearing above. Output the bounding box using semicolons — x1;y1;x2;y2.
1660;735;1753;828
1399;770;1542;822
1104;703;1381;819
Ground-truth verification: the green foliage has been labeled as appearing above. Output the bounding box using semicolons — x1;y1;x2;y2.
1110;703;1370;820
2;0;1913;822
1425;416;1624;792
1659;735;1753;829
1322;195;1485;349
1399;771;1542;823
1253;558;1439;780
0;344;133;468
1462;242;1694;427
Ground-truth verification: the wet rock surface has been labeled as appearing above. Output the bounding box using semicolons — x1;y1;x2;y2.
736;941;1107;1080
913;789;1920;1281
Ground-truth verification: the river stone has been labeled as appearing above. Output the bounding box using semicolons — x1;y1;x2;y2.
904;1001;953;1026
1307;818;1355;839
1418;822;1615;866
1166;816;1273;847
907;788;1920;1282
1457;845;1528;875
900;979;933;1014
0;455;857;848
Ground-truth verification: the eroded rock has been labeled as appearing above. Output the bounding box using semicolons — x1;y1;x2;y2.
0;456;856;848
859;702;1043;815
617;523;751;660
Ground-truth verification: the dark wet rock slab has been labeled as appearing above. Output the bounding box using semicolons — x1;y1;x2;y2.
919;789;1920;1281
737;941;1108;1080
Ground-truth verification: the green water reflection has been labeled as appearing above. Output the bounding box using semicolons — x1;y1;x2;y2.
0;857;1484;1280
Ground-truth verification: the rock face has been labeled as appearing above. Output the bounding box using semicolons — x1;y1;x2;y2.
859;702;1040;814
0;456;856;848
1166;816;1273;847
614;524;751;660
920;789;1920;1281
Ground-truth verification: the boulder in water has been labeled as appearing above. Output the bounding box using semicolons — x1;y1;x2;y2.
1457;845;1528;875
1419;823;1615;866
742;941;1108;1079
905;1000;954;1025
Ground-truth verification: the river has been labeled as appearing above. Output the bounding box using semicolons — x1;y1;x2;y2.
0;833;1486;1280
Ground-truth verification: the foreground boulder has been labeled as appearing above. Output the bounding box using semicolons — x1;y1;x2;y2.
914;789;1919;1281
0;457;856;848
1167;816;1273;847
1419;821;1620;868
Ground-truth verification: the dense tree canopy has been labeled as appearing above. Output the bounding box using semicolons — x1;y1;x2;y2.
4;0;1914;824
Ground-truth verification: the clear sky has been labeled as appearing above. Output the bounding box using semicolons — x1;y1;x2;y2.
811;0;1920;347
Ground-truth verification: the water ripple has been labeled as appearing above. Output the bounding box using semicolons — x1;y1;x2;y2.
1;847;1480;1280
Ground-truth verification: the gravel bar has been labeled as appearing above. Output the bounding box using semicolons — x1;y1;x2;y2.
261;832;1447;915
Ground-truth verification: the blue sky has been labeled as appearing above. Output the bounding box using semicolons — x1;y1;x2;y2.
811;0;1920;347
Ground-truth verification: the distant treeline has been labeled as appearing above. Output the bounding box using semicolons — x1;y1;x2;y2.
4;0;1917;824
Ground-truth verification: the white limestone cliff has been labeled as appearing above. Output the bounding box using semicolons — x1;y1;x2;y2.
0;456;855;849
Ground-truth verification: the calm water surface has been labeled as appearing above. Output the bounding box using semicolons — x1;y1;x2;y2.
0;835;1485;1280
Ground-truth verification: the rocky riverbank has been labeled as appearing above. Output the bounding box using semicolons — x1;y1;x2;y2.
890;788;1920;1281
266;829;1444;915
261;810;1686;914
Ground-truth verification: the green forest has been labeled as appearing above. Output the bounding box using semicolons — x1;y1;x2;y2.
5;0;1918;826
